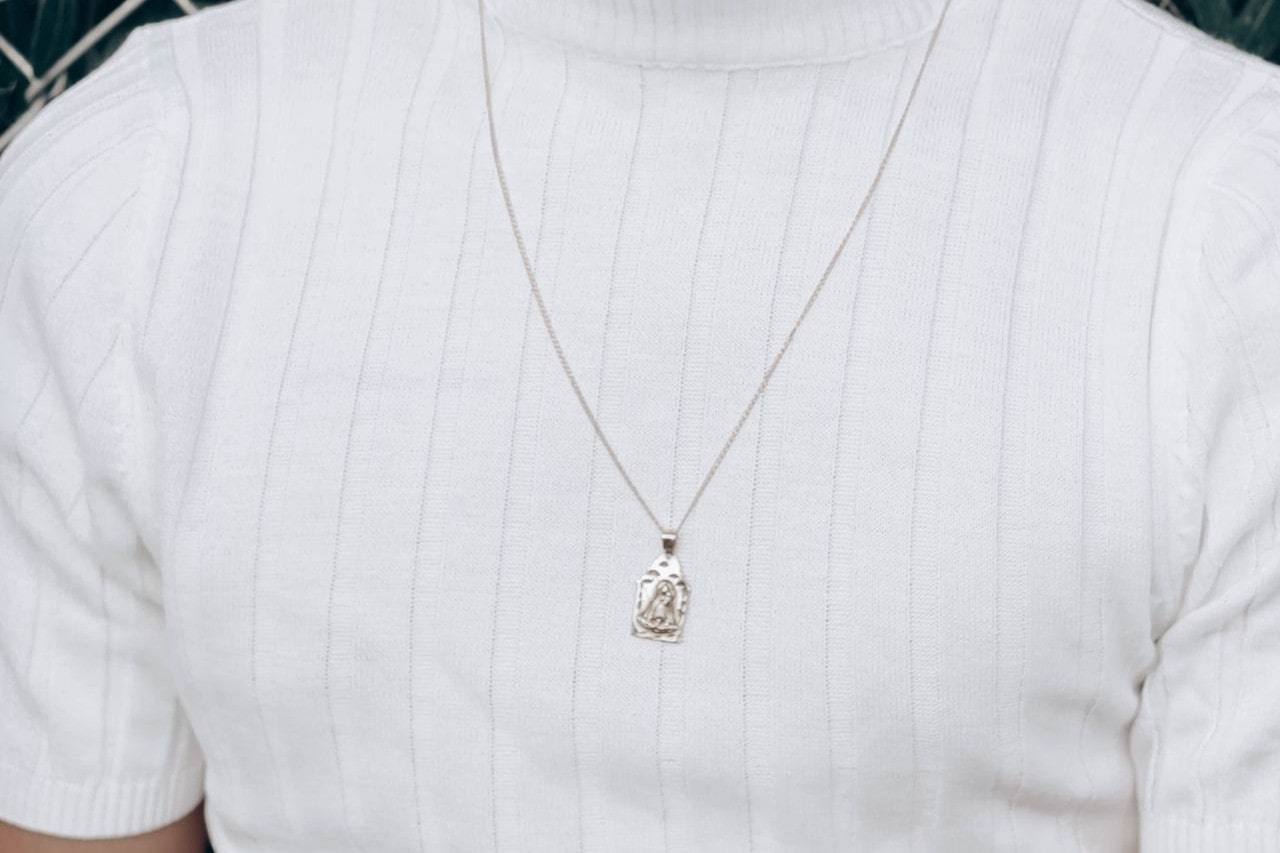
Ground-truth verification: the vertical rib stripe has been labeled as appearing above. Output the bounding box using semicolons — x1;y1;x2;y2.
235;2;368;839
5;0;1280;848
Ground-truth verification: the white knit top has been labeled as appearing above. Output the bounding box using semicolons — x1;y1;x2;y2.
2;0;1279;849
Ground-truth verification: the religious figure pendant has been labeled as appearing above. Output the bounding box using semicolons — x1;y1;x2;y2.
632;531;690;642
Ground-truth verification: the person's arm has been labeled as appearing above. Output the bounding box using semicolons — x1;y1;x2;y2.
1133;82;1280;850
0;802;207;853
0;22;206;840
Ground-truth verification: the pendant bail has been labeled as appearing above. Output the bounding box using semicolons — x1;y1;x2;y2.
661;530;677;556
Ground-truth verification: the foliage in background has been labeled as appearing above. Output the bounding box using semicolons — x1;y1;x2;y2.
0;0;1277;146
0;0;228;147
1171;0;1280;60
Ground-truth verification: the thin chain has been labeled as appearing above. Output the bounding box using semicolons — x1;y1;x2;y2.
477;0;955;541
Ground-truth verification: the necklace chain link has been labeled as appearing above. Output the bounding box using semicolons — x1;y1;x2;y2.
477;0;954;544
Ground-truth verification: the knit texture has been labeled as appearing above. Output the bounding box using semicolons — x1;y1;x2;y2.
1;0;1278;849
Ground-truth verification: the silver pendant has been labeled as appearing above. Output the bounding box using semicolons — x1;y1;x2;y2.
632;532;690;642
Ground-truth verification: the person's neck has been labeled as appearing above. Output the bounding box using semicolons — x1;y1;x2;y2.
479;0;948;69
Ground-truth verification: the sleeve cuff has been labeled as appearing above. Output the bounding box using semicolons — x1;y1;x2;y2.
1142;810;1280;853
0;760;205;840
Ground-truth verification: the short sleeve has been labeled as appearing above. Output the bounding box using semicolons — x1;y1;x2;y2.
1134;84;1280;851
0;24;205;838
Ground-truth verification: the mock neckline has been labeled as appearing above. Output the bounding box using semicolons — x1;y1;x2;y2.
478;0;948;69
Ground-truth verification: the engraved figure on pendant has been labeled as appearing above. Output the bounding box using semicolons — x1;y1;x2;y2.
632;554;689;642
641;580;678;629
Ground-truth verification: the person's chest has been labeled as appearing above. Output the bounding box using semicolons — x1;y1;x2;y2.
138;5;1224;847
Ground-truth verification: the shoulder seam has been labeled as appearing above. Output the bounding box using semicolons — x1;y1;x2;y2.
1112;0;1280;82
113;23;190;532
1205;83;1280;198
1162;75;1280;631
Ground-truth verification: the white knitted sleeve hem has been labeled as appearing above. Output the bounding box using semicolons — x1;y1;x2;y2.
0;760;205;839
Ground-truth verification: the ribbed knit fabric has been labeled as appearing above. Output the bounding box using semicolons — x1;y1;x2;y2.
1;0;1279;849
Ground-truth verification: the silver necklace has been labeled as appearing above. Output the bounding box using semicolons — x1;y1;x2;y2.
477;0;955;643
